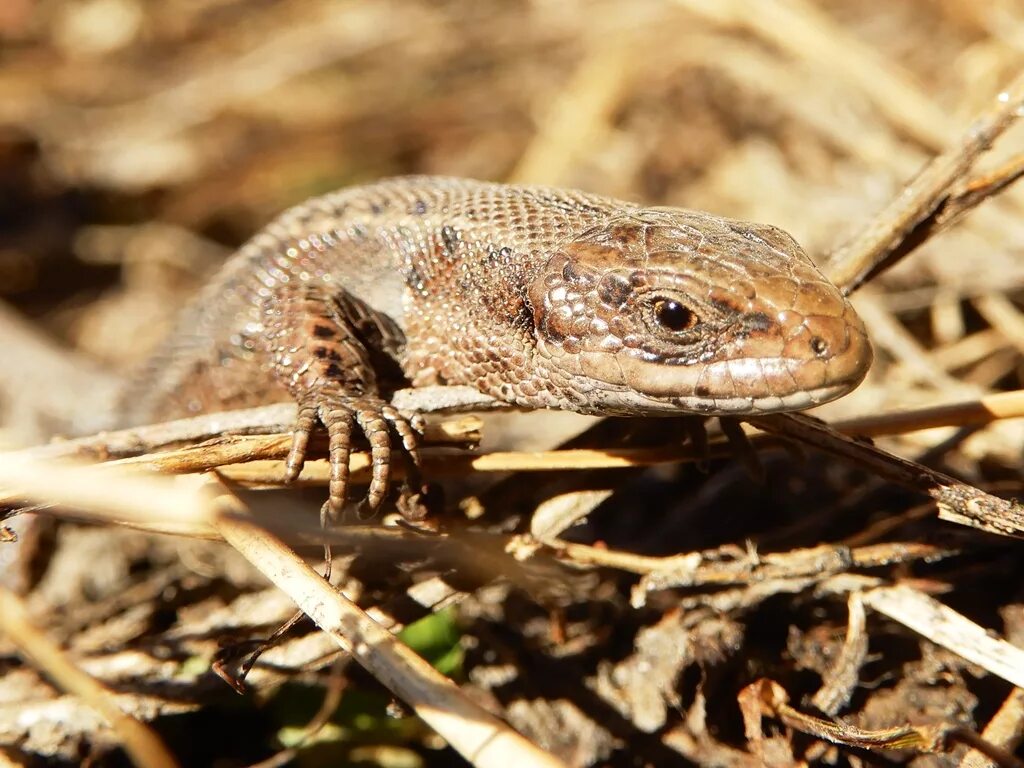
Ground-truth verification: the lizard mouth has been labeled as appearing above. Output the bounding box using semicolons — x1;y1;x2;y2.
665;380;860;415
571;320;872;416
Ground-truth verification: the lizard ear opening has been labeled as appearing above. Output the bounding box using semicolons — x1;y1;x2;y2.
526;253;573;332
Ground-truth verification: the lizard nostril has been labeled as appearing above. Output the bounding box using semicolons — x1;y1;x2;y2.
809;336;829;357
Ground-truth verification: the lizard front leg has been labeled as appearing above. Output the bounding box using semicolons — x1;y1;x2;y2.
257;286;421;521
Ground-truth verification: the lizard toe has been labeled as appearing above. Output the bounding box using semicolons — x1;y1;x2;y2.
320;402;355;521
382;404;423;487
285;402;319;484
352;405;392;516
288;391;425;522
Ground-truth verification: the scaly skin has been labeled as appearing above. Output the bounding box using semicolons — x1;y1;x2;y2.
120;176;872;518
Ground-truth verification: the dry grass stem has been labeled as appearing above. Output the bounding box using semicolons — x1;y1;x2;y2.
209;481;568;768
509;32;634;185
0;453;215;534
863;585;1024;688
959;688;1024;768
0;586;179;768
810;592;869;716
741;679;1024;768
834;388;1024;436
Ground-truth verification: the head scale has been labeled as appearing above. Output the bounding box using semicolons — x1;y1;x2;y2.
526;209;871;415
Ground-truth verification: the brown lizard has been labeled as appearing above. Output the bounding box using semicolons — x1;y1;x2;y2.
120;176;872;518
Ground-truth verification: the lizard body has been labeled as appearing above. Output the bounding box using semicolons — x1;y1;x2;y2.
120;176;871;516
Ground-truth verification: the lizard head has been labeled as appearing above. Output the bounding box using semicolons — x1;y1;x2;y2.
526;209;871;415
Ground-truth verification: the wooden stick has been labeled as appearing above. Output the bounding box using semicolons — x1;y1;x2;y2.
210;481;567;768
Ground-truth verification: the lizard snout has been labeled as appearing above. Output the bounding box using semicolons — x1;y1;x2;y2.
526;207;872;417
609;284;872;414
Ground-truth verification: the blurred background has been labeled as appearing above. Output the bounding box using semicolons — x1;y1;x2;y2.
3;1;1024;766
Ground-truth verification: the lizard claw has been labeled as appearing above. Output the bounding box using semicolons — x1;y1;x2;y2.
285;403;318;484
352;404;390;516
284;392;422;522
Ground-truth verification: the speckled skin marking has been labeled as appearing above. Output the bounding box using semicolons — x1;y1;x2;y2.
120;176;872;518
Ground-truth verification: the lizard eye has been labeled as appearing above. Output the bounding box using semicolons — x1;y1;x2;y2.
652;297;698;332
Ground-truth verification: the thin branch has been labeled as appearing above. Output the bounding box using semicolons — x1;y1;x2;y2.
27;391;487;463
9;389;1024;537
945;153;1024;225
750;413;1024;537
827;71;1024;294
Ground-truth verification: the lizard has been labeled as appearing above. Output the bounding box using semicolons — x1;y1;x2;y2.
119;176;872;519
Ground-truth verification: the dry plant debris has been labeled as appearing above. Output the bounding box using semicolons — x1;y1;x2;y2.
2;1;1024;766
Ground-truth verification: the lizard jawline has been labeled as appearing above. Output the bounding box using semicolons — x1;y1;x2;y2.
571;351;861;416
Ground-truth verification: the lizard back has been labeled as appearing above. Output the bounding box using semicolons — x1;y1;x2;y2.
121;175;870;423
120;176;626;423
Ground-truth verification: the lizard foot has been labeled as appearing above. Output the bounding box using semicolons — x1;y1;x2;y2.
284;392;423;522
